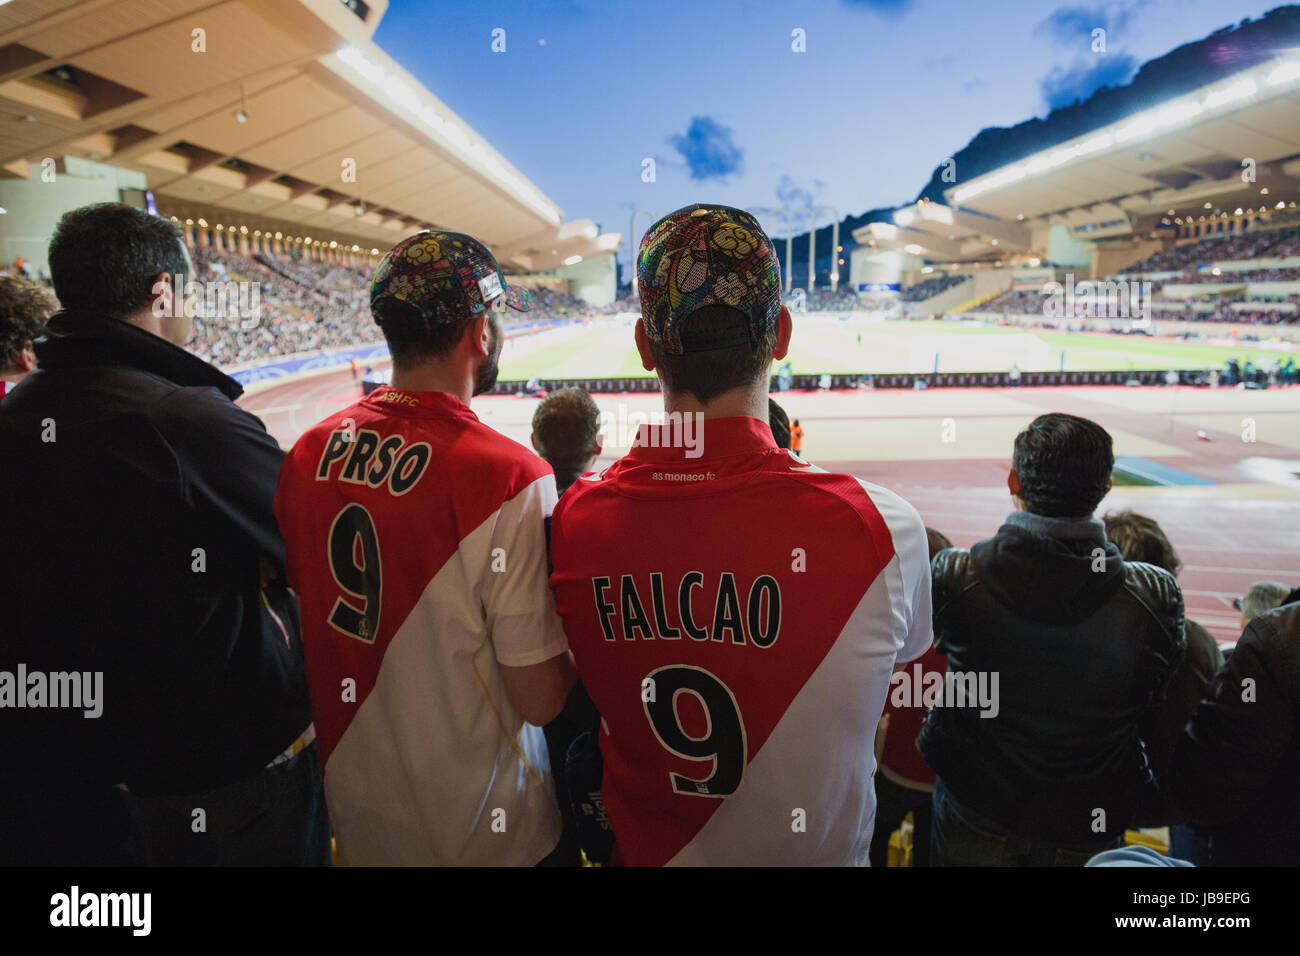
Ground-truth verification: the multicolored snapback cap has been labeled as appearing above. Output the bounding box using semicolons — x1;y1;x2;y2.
637;204;782;355
370;231;531;327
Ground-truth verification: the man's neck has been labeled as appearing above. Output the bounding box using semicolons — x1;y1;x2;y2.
662;384;767;421
390;362;472;405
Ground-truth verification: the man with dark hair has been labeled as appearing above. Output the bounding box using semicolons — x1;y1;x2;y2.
274;231;576;865
548;204;931;865
531;387;603;496
919;412;1185;866
0;202;325;866
0;274;57;398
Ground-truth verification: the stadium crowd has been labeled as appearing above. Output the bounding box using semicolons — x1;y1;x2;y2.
901;273;970;302
1;201;1297;870
1122;223;1300;274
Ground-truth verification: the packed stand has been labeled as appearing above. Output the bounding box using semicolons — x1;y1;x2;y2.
902;273;970;302
1122;224;1300;274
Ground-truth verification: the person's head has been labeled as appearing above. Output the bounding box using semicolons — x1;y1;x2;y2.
1008;412;1113;517
1236;580;1291;627
925;527;954;560
1102;509;1182;576
369;231;530;398
531;387;603;478
634;204;791;409
768;398;791;448
0;274;57;382
47;202;192;344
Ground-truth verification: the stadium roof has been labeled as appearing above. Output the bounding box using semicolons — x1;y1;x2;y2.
0;0;619;271
941;55;1300;228
851;201;1030;261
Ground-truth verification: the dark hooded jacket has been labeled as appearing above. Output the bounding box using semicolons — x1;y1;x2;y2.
0;310;311;861
1172;601;1300;865
917;512;1185;844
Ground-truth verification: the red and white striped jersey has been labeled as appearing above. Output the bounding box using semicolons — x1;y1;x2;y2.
274;387;567;865
549;415;931;866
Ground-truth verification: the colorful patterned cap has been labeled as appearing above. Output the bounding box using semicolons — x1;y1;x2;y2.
370;231;530;328
637;204;782;355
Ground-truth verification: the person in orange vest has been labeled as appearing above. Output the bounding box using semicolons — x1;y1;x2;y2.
791;418;804;458
350;356;359;380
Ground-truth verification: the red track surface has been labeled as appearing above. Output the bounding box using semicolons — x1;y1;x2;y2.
243;368;1300;645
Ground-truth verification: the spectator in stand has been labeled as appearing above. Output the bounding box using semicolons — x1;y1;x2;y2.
869;527;956;867
531;387;603;497
1102;509;1223;863
548;204;931;865
1234;581;1291;629
274;231;576;866
527;387;605;865
1171;594;1300;865
919;413;1185;866
0;274;57;399
0;203;326;866
768;397;791;449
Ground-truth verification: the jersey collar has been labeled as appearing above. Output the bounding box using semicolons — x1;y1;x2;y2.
625;414;776;463
362;386;479;422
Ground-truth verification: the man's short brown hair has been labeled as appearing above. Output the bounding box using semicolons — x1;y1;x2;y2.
1102;509;1182;576
0;275;57;368
649;304;777;404
531;387;601;472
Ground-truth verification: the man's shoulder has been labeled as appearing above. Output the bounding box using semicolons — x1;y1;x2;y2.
1121;560;1181;606
1238;603;1300;671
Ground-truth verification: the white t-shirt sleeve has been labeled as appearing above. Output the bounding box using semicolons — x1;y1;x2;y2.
483;473;570;667
857;478;933;662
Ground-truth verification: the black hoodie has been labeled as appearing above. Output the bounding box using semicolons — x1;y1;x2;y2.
917;514;1185;845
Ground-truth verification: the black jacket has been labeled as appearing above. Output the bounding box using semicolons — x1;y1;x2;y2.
1172;602;1300;865
916;518;1185;844
0;311;311;807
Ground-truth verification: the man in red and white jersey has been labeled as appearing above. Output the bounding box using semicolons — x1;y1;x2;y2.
275;232;576;865
548;205;932;866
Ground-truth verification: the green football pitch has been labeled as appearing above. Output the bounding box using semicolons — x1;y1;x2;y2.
498;315;1295;380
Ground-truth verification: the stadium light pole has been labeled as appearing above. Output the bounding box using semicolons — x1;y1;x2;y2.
805;205;840;295
748;206;794;294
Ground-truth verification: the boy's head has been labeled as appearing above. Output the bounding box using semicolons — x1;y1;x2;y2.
531;387;603;476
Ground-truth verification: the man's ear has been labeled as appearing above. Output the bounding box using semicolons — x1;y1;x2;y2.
634;317;657;372
1007;468;1021;496
530;432;540;452
466;313;490;359
771;306;792;361
17;341;36;373
148;270;174;318
592;440;602;457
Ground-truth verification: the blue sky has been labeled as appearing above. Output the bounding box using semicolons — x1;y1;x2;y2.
374;0;1281;278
